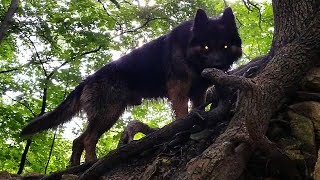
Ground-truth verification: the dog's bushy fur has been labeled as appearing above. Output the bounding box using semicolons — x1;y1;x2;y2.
21;8;242;166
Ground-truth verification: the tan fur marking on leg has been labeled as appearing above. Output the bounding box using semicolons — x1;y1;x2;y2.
167;79;192;120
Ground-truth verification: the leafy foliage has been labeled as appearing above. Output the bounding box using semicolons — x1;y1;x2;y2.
0;0;273;173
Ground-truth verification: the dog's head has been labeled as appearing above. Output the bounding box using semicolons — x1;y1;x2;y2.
187;8;242;71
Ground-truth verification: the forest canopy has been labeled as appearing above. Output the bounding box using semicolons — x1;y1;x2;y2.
0;0;273;175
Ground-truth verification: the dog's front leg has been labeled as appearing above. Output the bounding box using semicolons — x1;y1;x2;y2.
166;79;191;120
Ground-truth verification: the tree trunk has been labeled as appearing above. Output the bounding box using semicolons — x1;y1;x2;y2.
184;0;320;179
0;0;19;44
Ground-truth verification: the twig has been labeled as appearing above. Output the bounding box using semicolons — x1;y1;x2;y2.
247;0;262;31
223;0;228;8
21;30;48;77
46;46;101;80
242;0;252;11
242;0;262;30
112;17;168;39
8;96;36;116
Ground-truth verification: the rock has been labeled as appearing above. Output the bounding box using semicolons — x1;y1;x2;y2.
289;101;320;138
278;138;304;161
302;67;320;92
314;149;320;180
267;119;289;141
288;110;315;153
285;149;305;161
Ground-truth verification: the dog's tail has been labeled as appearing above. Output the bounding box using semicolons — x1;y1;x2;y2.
21;83;85;137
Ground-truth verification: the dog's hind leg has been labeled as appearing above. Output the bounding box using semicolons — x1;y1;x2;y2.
70;132;87;166
82;103;126;163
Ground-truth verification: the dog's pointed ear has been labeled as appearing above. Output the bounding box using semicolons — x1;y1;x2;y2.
192;9;209;32
221;7;236;27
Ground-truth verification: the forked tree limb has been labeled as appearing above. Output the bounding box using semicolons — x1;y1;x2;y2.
230;55;270;77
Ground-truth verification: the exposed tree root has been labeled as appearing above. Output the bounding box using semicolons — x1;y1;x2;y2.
118;120;158;148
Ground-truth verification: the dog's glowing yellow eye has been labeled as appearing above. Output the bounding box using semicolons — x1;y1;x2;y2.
224;45;228;49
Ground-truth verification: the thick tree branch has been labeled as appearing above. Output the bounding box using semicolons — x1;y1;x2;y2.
202;68;257;90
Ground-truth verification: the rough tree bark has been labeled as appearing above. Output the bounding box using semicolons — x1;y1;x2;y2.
184;0;320;179
35;0;320;179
